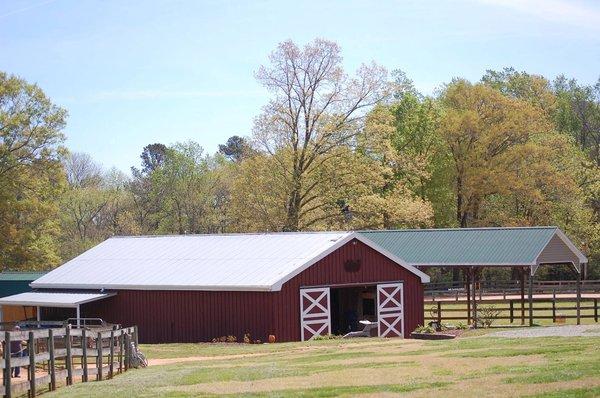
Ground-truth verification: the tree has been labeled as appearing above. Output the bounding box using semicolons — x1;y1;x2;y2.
351;104;434;229
139;141;230;234
129;143;168;233
63;151;103;188
253;38;389;231
138;143;168;174
218;136;253;162
387;72;455;226
438;79;551;227
481;67;556;113
0;72;67;270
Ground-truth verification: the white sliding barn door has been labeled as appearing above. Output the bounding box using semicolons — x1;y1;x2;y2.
377;282;404;338
300;287;331;341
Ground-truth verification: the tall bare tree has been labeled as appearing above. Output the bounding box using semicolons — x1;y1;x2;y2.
253;38;389;231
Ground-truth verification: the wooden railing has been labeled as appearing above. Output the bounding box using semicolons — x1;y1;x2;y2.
424;297;599;325
1;325;138;398
425;280;600;301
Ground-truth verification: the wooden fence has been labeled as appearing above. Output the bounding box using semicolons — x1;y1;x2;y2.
424;297;599;325
1;325;138;398
425;279;600;301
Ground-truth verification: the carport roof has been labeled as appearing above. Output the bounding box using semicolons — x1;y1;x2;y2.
0;292;115;308
359;226;587;267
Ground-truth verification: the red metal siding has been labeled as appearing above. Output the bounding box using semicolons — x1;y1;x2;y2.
76;238;423;343
272;238;423;341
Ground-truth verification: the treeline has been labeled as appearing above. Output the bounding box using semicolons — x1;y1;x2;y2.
1;39;599;281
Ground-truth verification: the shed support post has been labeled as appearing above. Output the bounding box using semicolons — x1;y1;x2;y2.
576;268;581;325
528;267;534;327
37;306;40;322
471;267;478;328
465;268;471;325
76;305;81;328
520;267;525;325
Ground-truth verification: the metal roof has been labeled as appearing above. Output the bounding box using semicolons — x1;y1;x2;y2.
359;227;587;267
0;272;46;281
30;232;428;292
0;292;114;307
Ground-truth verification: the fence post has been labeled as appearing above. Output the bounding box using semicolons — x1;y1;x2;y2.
4;331;11;398
595;298;598;323
109;328;115;378
552;299;556;323
437;301;442;325
28;331;36;397
118;332;124;373
124;333;130;371
81;329;88;382
96;332;103;381
65;325;73;386
509;300;513;323
48;329;55;391
133;326;139;348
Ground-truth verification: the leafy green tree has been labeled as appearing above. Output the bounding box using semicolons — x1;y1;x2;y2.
438;79;551;227
0;72;67;270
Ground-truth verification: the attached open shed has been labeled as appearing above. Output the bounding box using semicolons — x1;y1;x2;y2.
361;226;587;325
0;232;428;343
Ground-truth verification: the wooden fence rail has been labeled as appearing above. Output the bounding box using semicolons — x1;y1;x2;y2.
0;325;138;398
425;280;600;301
424;298;599;325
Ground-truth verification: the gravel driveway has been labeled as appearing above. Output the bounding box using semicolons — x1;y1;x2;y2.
490;325;600;338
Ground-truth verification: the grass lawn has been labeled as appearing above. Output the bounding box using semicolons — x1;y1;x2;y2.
43;329;600;397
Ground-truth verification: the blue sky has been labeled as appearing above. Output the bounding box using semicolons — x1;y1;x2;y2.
1;0;599;172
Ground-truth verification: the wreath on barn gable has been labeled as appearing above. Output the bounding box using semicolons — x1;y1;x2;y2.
344;259;361;273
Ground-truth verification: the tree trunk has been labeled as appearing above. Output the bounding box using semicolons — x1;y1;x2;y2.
284;173;302;231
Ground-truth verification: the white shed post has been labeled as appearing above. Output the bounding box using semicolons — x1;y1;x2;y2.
76;305;81;328
37;306;40;322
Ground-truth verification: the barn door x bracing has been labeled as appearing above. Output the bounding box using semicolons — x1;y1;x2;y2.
377;282;404;338
300;287;330;341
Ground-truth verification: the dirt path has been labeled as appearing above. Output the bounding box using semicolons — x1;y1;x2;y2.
491;324;600;338
148;351;273;366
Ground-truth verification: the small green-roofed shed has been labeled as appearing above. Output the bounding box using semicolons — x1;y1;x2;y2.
0;272;47;298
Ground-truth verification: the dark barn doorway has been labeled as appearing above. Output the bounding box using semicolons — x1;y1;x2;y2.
330;285;377;335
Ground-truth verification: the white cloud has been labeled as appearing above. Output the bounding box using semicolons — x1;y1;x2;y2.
0;0;57;20
475;0;600;32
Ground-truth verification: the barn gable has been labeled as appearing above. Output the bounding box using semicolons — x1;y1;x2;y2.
273;238;426;341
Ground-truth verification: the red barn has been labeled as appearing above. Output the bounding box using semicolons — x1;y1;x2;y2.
0;232;429;343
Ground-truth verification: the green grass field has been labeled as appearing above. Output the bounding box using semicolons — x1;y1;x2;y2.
44;329;600;397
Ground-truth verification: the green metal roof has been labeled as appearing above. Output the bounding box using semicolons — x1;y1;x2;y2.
359;227;567;266
0;272;46;281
